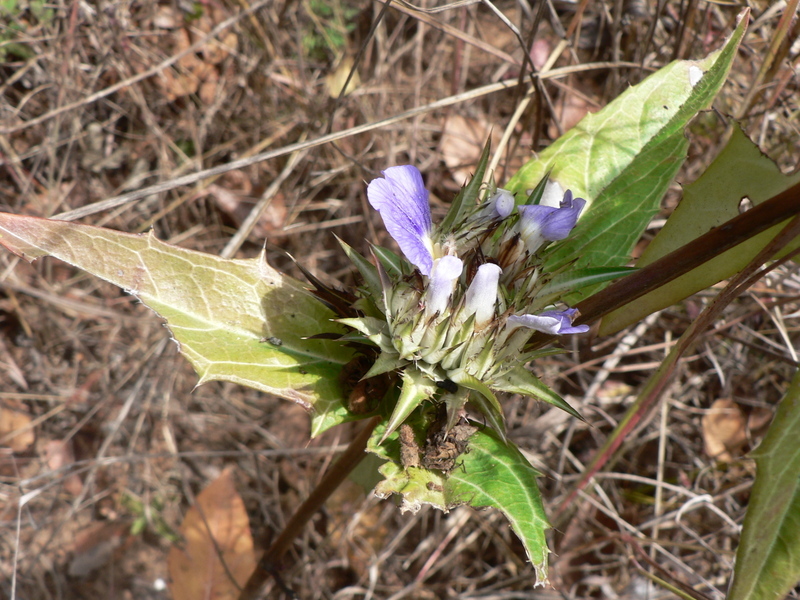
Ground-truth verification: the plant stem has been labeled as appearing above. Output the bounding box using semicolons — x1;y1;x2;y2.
238;415;380;600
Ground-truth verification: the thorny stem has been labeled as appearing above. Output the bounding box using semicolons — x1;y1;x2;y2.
238;416;380;600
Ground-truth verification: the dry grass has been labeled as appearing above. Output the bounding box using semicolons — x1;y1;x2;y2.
1;0;799;599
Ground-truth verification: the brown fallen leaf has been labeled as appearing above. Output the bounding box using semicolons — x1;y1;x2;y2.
702;398;747;462
326;57;360;98
68;519;132;577
548;92;598;139
0;399;35;453
440;114;504;186
168;467;257;600
44;440;84;496
208;179;287;238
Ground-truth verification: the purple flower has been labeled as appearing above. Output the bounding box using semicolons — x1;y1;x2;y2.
424;256;463;318
488;189;515;219
464;263;502;327
367;165;434;276
507;308;589;335
518;190;586;254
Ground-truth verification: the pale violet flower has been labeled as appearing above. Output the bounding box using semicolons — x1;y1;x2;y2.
367;165;434;276
518;191;586;254
508;308;589;335
424;256;463;318
488;189;515;219
464;263;502;327
355;165;592;445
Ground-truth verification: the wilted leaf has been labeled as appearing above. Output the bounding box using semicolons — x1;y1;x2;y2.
728;369;800;600
0;213;354;436
44;440;83;496
702;399;747;462
168;468;256;600
0;399;35;452
68;520;131;577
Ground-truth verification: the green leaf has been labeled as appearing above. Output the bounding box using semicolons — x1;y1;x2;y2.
449;369;506;437
370;244;406;278
449;429;550;584
382;368;436;441
370;424;550;583
439;137;492;234
0;214;353;436
335;235;383;304
729;369;800;600
601;124;800;334
492;366;583;421
537;267;636;302
505;13;747;296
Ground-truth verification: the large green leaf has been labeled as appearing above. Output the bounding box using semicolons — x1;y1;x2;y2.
449;429;550;583
728;369;800;600
601;125;800;334
372;424;550;584
505;12;747;298
0;213;353;436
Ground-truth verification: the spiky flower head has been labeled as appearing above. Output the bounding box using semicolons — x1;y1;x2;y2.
336;161;598;446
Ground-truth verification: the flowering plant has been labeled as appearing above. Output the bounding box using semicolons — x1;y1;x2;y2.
347;164;591;437
5;13;798;595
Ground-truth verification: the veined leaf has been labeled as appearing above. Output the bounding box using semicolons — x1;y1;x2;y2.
0;213;353;436
372;424;551;585
728;369;800;600
505;12;748;299
382;368;436;441
450;429;550;585
601;125;800;334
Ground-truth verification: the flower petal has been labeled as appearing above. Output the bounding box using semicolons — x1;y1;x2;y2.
464;263;502;327
508;308;589;335
540;191;586;240
424;256;463;318
517;190;586;253
489;189;515;218
540;180;565;207
367;165;434;275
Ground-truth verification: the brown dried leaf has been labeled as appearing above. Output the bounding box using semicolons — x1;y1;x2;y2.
168;467;256;600
0;399;35;452
204;31;239;65
702;398;747;462
440;115;503;186
208;182;287;238
326;57;360;98
747;405;773;435
68;520;131;576
153;5;179;29
44;440;83;496
548;93;597;139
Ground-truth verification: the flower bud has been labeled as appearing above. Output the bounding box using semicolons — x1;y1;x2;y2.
464;263;502;328
488;189;515;218
424;256;463;319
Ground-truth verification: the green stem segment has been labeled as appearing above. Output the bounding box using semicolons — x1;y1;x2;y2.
238;416;380;600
